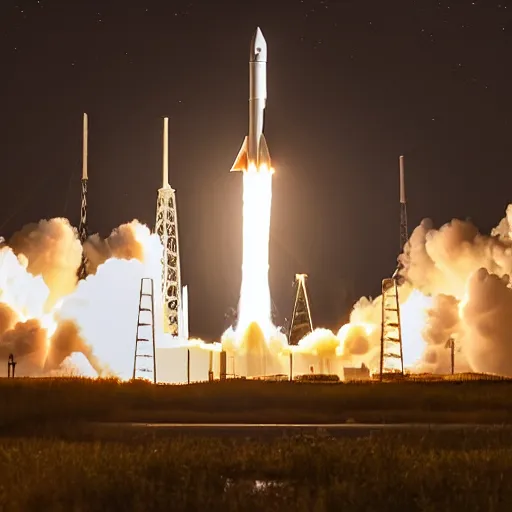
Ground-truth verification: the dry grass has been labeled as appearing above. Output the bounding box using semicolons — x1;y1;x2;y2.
1;377;512;430
0;431;511;511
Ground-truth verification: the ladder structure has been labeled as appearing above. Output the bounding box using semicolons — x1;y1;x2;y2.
155;117;182;336
379;277;404;379
288;274;314;346
77;113;89;280
133;278;157;383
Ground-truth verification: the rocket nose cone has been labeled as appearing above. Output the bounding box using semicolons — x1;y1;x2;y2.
250;27;267;62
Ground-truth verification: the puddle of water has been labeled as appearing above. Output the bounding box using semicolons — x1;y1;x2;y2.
224;478;285;493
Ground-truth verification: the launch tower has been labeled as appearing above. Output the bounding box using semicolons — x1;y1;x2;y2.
77;113;89;280
288;274;314;345
155;117;182;336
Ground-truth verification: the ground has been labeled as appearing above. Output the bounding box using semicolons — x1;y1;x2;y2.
1;378;511;510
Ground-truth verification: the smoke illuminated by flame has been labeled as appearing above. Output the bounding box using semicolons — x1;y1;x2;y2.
2;198;512;379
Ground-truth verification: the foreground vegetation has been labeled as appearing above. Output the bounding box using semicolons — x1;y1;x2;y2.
0;431;511;511
1;377;512;429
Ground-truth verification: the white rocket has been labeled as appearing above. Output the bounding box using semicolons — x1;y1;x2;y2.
231;27;271;172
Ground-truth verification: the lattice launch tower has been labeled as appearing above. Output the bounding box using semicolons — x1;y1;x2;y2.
77;113;89;280
155;117;182;336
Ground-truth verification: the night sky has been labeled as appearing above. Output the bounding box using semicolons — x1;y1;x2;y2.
1;0;511;340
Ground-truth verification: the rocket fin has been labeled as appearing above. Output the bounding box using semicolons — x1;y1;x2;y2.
258;133;271;169
230;136;248;172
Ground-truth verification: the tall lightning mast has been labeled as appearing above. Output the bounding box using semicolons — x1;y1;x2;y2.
77;113;89;280
155;117;182;336
399;155;409;252
383;155;407;379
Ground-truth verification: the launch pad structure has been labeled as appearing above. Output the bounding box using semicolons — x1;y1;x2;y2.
155;117;182;336
77;113;89;280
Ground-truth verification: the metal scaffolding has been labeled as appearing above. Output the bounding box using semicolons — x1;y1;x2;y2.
379;277;404;379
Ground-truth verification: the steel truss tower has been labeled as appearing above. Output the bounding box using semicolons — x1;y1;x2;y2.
77;113;89;280
155;117;182;335
379;277;404;379
288;274;314;346
133;278;157;382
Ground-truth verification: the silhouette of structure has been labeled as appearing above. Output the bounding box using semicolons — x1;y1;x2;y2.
7;354;16;378
445;337;456;375
288;274;314;346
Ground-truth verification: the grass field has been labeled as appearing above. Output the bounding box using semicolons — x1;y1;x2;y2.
1;378;511;510
1;377;512;431
0;431;511;511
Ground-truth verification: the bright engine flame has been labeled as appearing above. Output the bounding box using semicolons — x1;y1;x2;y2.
236;163;275;337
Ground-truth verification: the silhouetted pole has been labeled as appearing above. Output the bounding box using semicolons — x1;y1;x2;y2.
7;354;16;378
445;338;455;375
187;349;190;384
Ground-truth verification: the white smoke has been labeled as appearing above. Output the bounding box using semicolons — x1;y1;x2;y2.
2;203;512;380
0;219;164;377
8;218;82;309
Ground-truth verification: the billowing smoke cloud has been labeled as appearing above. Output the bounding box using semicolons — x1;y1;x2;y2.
0;219;163;377
8;218;82;309
261;204;512;378
0;303;17;336
84;220;146;275
0;319;49;375
2;202;512;380
325;205;512;376
491;204;512;240
420;294;469;374
461;269;512;377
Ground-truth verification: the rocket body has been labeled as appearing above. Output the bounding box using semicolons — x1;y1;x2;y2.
231;27;271;172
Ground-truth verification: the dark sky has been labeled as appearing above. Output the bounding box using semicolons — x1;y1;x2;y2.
1;0;511;340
